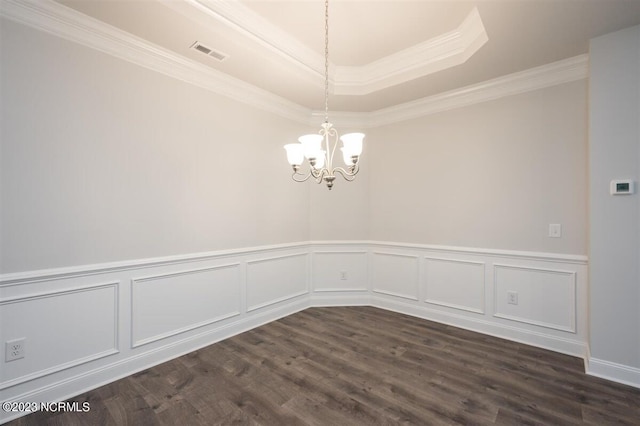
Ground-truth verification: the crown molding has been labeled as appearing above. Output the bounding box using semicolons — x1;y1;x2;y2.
0;0;312;124
317;54;588;128
2;0;588;129
364;53;589;127
334;7;488;95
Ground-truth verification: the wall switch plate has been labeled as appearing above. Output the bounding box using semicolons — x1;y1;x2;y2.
507;291;518;305
548;224;562;238
5;338;26;362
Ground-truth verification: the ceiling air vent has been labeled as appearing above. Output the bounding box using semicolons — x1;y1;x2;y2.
190;41;228;62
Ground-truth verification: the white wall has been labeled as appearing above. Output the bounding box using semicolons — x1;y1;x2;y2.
368;81;588;255
588;24;640;386
0;18;310;274
308;147;370;241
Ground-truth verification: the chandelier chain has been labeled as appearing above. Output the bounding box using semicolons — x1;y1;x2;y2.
324;0;329;124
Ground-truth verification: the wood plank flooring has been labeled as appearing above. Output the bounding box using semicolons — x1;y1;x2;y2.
8;306;640;425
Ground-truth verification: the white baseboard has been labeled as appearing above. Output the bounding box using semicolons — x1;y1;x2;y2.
586;356;640;389
309;292;371;307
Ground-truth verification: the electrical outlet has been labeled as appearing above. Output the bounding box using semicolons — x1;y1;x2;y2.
340;271;348;280
548;224;562;238
5;338;26;362
507;291;518;305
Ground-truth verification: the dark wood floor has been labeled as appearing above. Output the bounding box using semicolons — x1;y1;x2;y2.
8;306;640;425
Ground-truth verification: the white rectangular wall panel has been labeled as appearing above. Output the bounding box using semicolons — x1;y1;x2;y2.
0;283;118;388
371;252;419;300
246;253;308;311
494;265;576;332
424;257;485;313
313;251;368;292
131;264;241;347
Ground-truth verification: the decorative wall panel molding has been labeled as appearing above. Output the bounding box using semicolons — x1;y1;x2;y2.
424;257;485;314
371;252;420;301
0;243;312;424
246;253;309;312
366;244;587;363
493;264;577;332
0;282;119;389
312;251;368;292
131;264;241;348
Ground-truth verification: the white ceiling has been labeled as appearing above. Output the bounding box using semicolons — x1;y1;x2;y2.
55;0;640;112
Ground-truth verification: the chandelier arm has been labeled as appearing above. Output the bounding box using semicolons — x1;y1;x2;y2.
311;166;325;180
337;172;357;182
316;168;331;184
292;166;332;183
291;170;314;183
333;166;359;180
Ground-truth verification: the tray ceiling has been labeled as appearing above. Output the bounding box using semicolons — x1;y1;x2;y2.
37;0;640;112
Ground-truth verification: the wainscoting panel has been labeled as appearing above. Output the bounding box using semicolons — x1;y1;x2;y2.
131;264;241;348
0;282;118;389
312;251;368;292
493;264;576;332
367;241;588;361
246;253;309;312
0;241;598;424
424;257;485;314
371;252;419;300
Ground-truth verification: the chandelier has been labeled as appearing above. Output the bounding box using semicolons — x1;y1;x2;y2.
284;0;364;190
